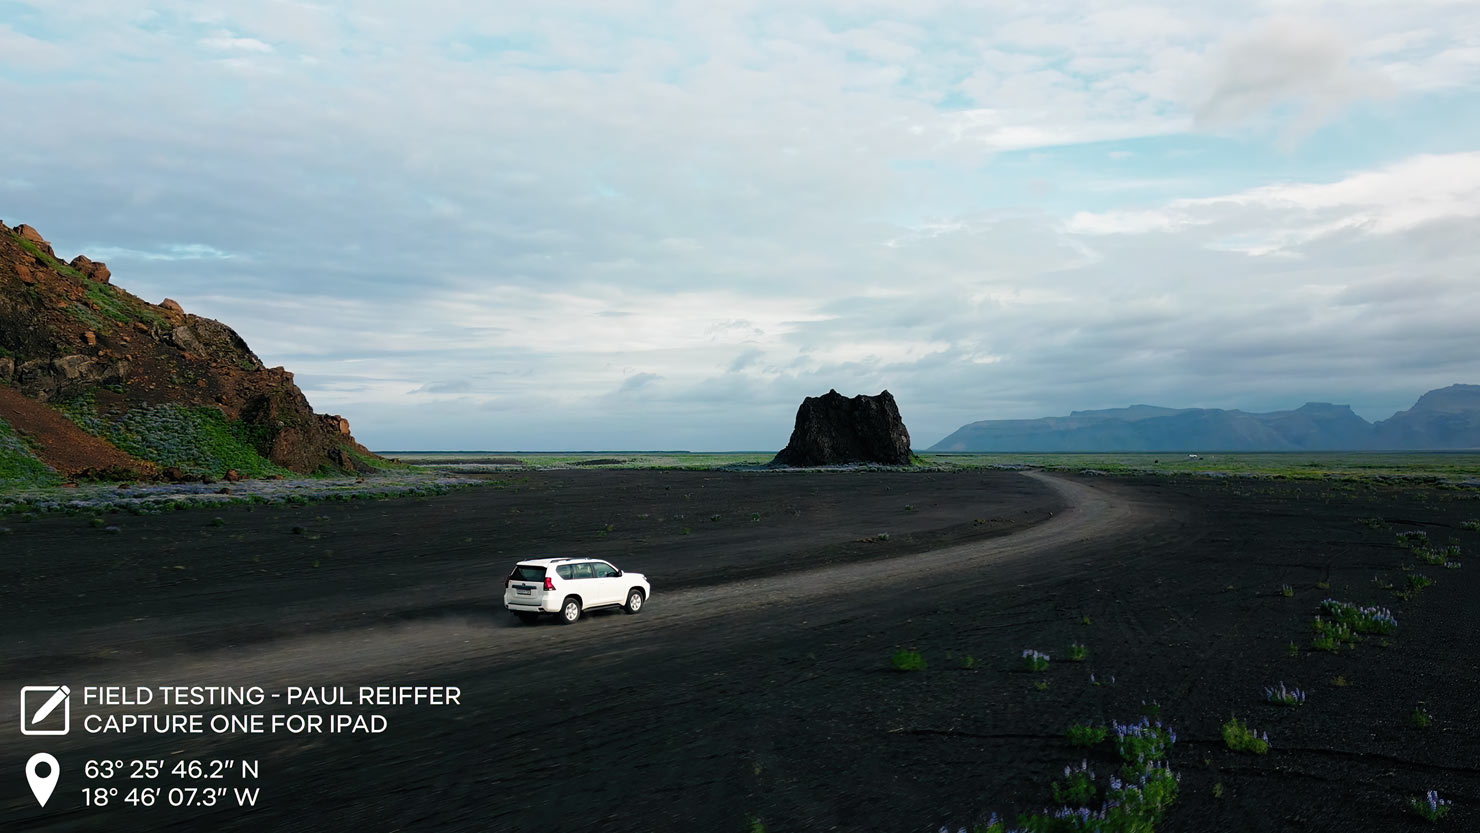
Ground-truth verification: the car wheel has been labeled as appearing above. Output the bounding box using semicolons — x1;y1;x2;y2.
623;589;645;614
559;597;582;624
515;612;540;624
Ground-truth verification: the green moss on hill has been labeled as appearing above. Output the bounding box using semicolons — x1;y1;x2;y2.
13;235;83;279
60;396;290;478
82;282;167;328
350;446;406;471
0;418;60;486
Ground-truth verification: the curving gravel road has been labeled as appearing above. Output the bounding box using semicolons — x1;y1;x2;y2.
2;470;1183;833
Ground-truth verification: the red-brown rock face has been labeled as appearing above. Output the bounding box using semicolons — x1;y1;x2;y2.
0;220;381;476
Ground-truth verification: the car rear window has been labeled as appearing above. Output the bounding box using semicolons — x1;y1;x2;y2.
511;565;546;581
556;565;573;579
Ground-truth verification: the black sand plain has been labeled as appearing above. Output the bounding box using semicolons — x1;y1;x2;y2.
2;469;1478;832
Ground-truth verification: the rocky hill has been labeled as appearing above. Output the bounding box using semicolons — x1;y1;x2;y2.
0;220;379;482
1371;385;1480;450
930;386;1480;452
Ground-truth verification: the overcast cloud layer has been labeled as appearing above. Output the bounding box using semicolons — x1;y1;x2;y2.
3;0;1479;450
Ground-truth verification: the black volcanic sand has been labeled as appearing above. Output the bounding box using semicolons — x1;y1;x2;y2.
1;470;1478;832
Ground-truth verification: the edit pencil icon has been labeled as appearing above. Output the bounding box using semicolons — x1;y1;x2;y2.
20;685;71;735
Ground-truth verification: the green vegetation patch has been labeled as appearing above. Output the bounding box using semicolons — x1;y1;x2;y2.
1065;722;1108;747
0;418;61;486
1221;717;1270;755
1319;599;1398;635
962;715;1179;833
13;233;84;279
889;649;926;672
65;302;111;334
920;451;1480;483
81;282;166;328
342;445;409;474
60;396;289;478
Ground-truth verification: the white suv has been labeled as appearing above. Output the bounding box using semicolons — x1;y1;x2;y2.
504;557;651;624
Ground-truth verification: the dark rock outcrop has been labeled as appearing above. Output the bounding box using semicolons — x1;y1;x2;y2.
771;389;913;466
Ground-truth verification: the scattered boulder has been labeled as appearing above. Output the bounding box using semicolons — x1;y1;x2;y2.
160;298;184;314
15;224;54;255
770;389;914;467
15;263;35;284
319;414;352;436
0;357;12;381
69;255;111;283
51;355;97;381
11;355;127;400
168;324;203;354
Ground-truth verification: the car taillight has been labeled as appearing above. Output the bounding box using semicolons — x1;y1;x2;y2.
543;577;555;591
505;577;512;588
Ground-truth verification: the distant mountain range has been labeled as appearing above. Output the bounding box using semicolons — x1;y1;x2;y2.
929;385;1480;452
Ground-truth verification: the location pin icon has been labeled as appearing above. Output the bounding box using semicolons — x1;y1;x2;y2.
27;752;60;807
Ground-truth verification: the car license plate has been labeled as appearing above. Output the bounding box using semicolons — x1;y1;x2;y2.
516;586;532;595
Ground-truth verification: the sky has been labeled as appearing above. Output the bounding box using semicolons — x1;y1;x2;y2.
3;1;1479;451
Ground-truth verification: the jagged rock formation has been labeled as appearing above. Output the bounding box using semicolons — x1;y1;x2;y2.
770;389;913;466
0;219;380;479
930;387;1480;452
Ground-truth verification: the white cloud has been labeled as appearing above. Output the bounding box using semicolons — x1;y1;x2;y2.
201;35;273;53
3;1;1479;449
1067;151;1480;255
0;27;60;66
86;243;235;262
1193;17;1393;140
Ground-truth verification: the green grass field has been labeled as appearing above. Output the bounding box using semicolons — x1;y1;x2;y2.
383;451;773;469
922;451;1480;480
382;450;1480;481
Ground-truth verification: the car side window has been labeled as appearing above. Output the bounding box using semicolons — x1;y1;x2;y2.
593;562;616;579
572;562;594;579
556;565;573;580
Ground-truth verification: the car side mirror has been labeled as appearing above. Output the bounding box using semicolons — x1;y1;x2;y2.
613;570;623;577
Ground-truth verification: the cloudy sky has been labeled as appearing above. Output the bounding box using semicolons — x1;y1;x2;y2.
3;1;1479;450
